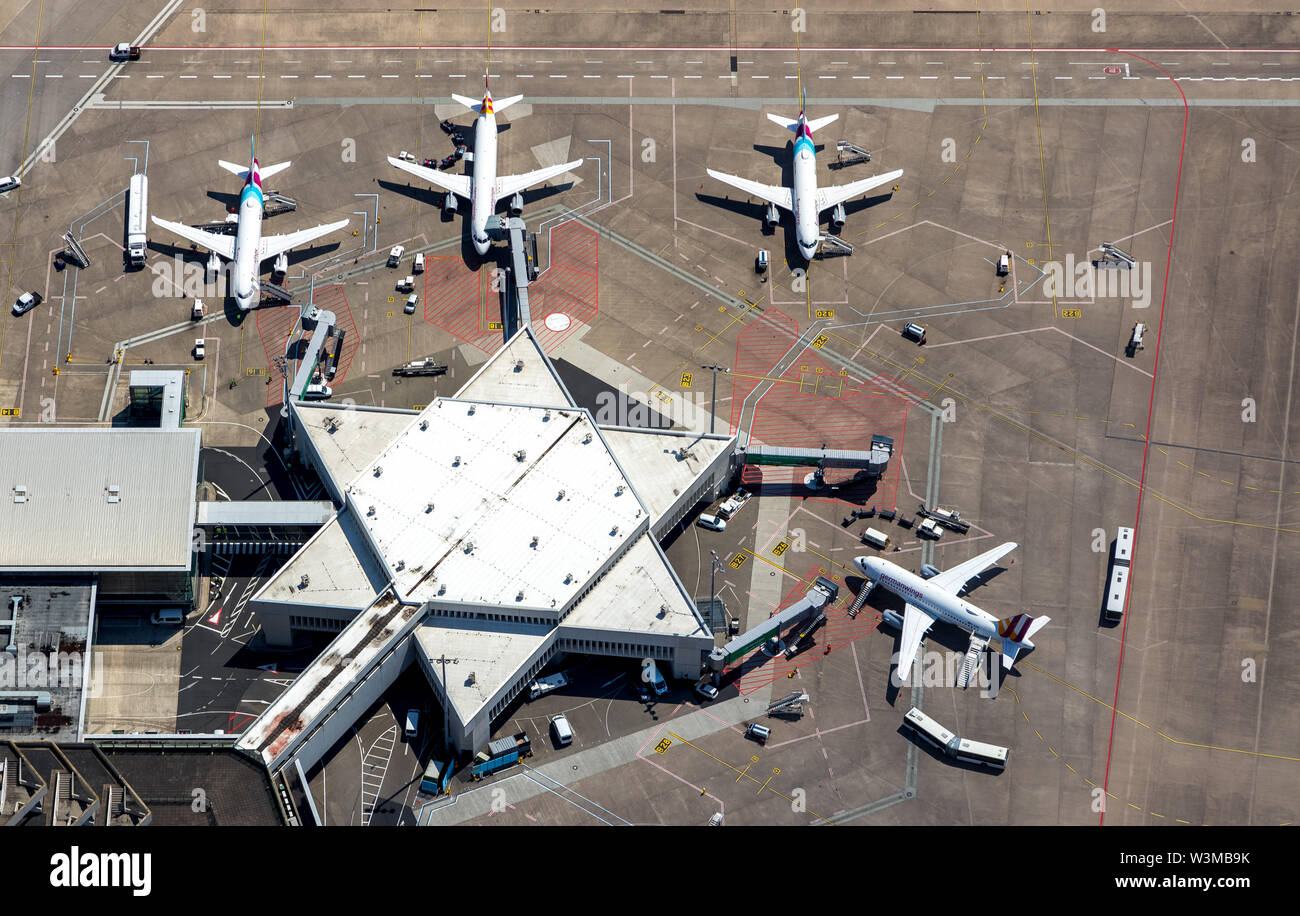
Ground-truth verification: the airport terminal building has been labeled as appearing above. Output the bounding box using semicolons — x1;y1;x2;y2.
240;329;735;768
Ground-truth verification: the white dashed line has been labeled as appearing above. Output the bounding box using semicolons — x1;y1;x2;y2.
179;74;196;79
281;74;298;79
684;74;701;79
549;74;567;78
919;75;937;80
314;74;332;78
885;75;903;80
751;74;768;79
517;74;534;78
212;74;230;79
381;74;398;78
348;74;365;79
583;74;600;78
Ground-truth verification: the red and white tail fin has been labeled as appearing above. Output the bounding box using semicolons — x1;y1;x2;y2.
996;613;1050;670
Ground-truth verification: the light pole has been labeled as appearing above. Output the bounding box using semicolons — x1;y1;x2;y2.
709;549;726;684
701;364;730;435
432;653;459;757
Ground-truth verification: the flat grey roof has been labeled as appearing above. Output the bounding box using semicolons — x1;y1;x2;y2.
0;429;201;571
197;500;335;526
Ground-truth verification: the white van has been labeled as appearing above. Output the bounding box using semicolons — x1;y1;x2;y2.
1130;322;1146;351
404;709;420;739
862;527;891;550
150;608;184;626
301;383;333;401
404;293;418;314
413;252;425;273
550;714;573;746
696;513;726;532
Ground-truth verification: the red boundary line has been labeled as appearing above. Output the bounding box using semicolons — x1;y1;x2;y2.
1098;49;1188;827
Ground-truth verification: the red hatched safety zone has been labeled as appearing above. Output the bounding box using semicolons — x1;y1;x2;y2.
733;309;917;510
258;285;359;408
422;255;499;355
729;564;882;696
531;221;598;353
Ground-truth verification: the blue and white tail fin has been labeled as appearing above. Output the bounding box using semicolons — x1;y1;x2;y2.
996;613;1050;670
766;111;839;134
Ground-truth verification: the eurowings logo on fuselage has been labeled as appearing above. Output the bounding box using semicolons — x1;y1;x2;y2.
794;119;815;157
240;162;264;208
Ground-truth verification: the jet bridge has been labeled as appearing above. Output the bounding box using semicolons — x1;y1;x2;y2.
489;214;541;341
707;577;838;672
284;306;336;402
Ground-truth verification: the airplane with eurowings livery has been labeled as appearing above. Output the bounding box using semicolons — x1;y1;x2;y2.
706;90;904;261
387;82;583;255
152;138;349;311
853;542;1049;682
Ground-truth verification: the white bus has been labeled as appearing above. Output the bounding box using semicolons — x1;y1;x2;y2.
904;707;956;751
952;736;1009;770
1104;526;1134;622
126;173;148;266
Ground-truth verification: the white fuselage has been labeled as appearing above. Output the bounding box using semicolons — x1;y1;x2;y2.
231;179;264;311
855;556;999;640
469;109;498;254
791;130;821;261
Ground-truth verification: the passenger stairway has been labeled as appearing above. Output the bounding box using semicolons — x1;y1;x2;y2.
263;191;297;218
847;582;873;619
61;232;92;268
261;281;293;304
815;233;854;259
830;139;872;169
767;691;810;717
956;635;990;689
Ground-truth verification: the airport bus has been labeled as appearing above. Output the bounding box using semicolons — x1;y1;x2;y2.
903;707;956;751
952;736;1009;771
419;758;452;796
1104;526;1134;622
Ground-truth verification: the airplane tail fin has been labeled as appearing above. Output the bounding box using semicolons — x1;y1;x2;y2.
997;614;1051;670
452;92;485;113
219;160;290;182
804;113;839;134
491;93;524;113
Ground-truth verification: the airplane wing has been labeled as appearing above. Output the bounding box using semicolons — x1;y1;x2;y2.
387;156;472;200
814;168;904;213
258;218;349;262
706;168;793;212
928;542;1019;596
495;159;583;202
150;215;236;260
895;603;934;683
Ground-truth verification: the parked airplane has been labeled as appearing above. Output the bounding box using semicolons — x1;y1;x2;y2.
387;82;583;255
853;542;1049;682
152;139;349;311
706;91;903;261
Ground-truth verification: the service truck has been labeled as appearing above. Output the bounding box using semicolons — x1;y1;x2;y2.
470;733;531;780
419;758;453;796
126;173;148;267
392;356;447;377
528;672;569;700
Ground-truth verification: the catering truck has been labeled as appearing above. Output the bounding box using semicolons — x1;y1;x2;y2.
470;733;532;780
126;173;148;267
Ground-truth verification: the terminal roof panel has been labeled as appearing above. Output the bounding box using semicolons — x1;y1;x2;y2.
0;428;200;571
561;532;710;638
255;509;389;612
296;403;422;490
349;400;647;611
454;327;575;407
413;618;552;725
599;428;735;526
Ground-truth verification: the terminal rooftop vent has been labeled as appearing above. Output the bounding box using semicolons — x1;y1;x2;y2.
374;466;383;477
468;405;476;416
514;359;524;372
467;671;476;686
453;455;462;466
420;419;428;430
299;574;310;589
12;485;27;504
610;525;620;536
516;590;525;602
464;541;475;554
543;409;551;421
105;484;121;504
564;573;573;584
396;560;405;571
437;583;447;596
616;485;626;496
557;489;565;500
530;535;539;548
658;604;668;619
367;505;376;517
582;432;592;444
425;502;435;513
513;449;527;461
